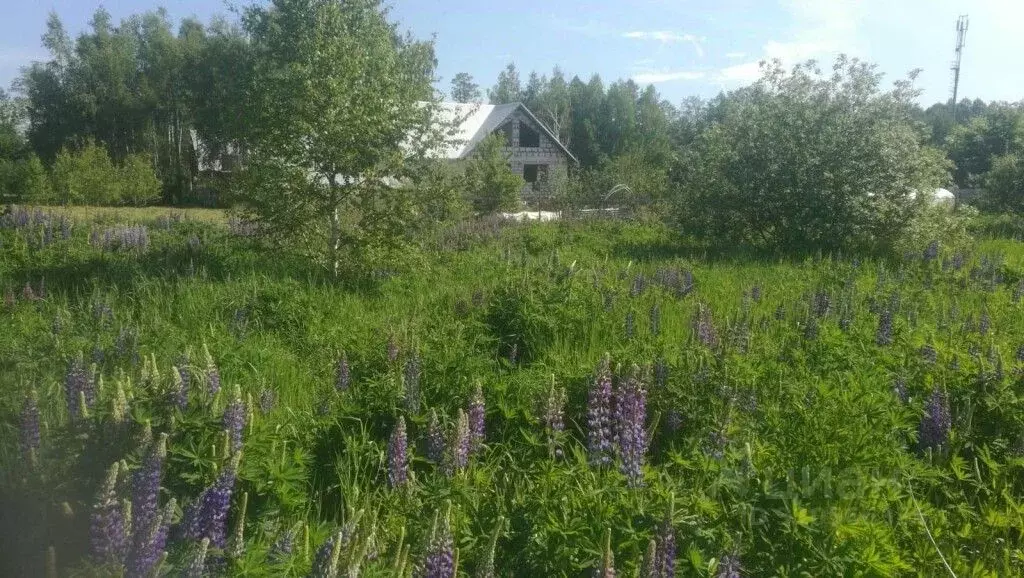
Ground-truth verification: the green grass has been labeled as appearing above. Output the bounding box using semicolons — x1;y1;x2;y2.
2;209;1024;576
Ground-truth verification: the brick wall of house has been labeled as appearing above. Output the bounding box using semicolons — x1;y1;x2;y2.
498;109;569;205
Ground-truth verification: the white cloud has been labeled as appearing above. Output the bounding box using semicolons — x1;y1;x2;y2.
725;51;747;60
623;30;705;57
632;70;707;83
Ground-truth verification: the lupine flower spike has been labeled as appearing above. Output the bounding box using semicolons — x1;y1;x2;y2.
468;381;485;453
598;528;615;578
919;387;951;452
91;462;128;565
184;538;210;578
447;409;471;476
203;344;220;397
422;505;455;578
223;385;246;454
388;416;410;489
427;409;445;464
477;516;504;578
615;366;648;487
587;354;614;467
309;530;344;578
19;387;41;465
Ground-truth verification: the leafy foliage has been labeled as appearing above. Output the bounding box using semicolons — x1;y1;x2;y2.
463;134;523;214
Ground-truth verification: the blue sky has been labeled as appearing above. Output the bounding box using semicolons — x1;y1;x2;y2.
2;0;1022;107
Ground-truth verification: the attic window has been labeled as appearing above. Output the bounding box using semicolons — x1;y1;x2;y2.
519;123;540;147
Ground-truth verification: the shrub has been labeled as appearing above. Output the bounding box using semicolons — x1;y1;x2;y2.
50;141;162;206
671;56;949;255
0;154;49;202
463;134;523;214
981;154;1024;213
119;153;162;206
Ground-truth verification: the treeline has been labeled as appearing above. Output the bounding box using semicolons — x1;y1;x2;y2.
1;8;248;205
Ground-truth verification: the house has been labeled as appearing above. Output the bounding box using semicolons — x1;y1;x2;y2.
433;102;578;203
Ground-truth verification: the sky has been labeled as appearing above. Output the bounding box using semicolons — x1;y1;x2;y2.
1;0;1022;107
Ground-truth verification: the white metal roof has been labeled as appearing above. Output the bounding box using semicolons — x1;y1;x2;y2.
431;102;578;163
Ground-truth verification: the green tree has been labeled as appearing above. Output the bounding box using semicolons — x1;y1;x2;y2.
50;140;123;205
945;104;1024;187
489;63;523;104
120;153;162;206
982;154;1024;212
671;57;949;254
450;72;481;103
463;134;523;214
240;0;446;273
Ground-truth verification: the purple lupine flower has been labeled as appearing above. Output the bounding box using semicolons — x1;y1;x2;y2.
309;531;343;578
706;428;728;460
259;388;276;414
335;354;350;392
91;462;128;565
182;455;239;549
979;311;990;336
920;344;937;364
631;273;646;297
468;382;485;453
404;353;421;414
653;358;667;389
172;366;189;411
65;354;94;420
204;346;221;397
642;539;658;578
715;553;742;578
803;316;819;341
421;511;454;578
19;388;41;462
387;335;400;363
542;384;566;459
774;305;786;320
587;355;615;467
750;285;762;302
665;410;684;436
426;409;445;464
655;519;676;578
812;290;831;318
694;305;718;348
650;304;661;337
268;523;298;564
892;378;908;403
614;369;648;487
223;386;246;454
923;240;939;262
919;388;951;452
184;538;210;578
625;311;635;340
128;497;175;578
875;309;893;346
131;433;168;556
388;416;410;489
447;409;470;476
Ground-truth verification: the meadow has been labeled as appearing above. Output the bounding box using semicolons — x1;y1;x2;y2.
2;205;1024;577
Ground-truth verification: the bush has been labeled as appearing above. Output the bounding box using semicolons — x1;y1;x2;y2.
981;154;1024;213
671;56;949;255
0;154;49;202
895;201;976;255
463;134;523;214
50;141;162;206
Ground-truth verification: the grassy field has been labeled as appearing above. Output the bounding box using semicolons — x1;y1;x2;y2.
2;205;1024;576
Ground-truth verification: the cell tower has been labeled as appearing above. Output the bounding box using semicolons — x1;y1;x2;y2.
949;15;969;122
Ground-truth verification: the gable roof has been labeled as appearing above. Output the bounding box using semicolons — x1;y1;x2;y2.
432;102;578;164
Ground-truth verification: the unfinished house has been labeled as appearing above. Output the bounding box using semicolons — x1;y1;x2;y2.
435;102;578;205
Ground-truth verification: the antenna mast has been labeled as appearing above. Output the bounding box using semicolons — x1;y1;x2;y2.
950;15;968;122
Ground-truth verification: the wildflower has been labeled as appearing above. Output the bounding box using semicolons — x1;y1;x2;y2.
655;518;676;578
468;382;485;453
876;309;893;345
665;410;684;435
587;355;615;467
128;497;175;578
650;304;661;337
715;553;743;578
335;354;350;392
892;378;908;403
625;311;635;340
920;344;937;364
694;305;718;348
22;282;36;301
447;409;470;475
750;285;762;302
131;434;168;555
19;388;41;463
923;240;939;262
172;366;188;411
259;388;276;413
542;381;566;459
631;273;646;297
65;354;94;421
387;335;400;363
653;358;667;389
426;409;445;464
203;345;220;397
404;353;421;413
309;531;343;578
774;305;786;320
388;416;409;489
615;368;648;487
184;538;210;578
91;463;129;565
706;428;728;460
478;517;504;578
979;311;990;336
507;343;519;365
223;386;246;453
919;388;951;452
421;508;455;578
269;523;299;564
812;290;831;318
803;316;818;341
182;453;240;549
